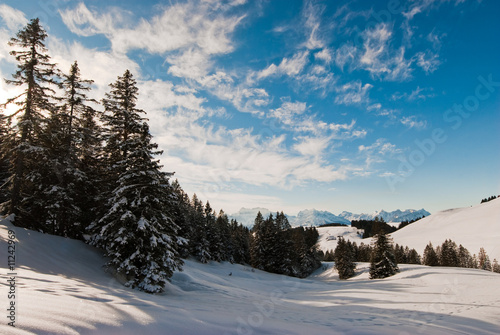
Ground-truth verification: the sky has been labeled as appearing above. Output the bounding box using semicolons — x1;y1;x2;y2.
0;0;499;216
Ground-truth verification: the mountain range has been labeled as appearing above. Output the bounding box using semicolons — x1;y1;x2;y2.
229;207;430;227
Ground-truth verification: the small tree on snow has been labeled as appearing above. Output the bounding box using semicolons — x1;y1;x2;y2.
369;233;399;279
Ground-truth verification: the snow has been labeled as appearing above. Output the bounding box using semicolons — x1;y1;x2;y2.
317;226;365;251
2;215;500;334
391;198;500;261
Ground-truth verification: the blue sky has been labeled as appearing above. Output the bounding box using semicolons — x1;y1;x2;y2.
0;0;499;215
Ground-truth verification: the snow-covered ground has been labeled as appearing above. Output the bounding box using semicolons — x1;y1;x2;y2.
1;216;500;334
317;226;364;252
391;198;500;261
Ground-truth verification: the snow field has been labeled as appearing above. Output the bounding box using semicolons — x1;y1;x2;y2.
1;216;500;334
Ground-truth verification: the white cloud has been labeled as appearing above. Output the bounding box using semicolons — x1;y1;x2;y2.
0;4;27;31
301;1;326;50
47;38;140;97
358;138;403;168
334;81;373;106
401;116;427;129
256;51;309;80
334;44;357;70
314;48;332;63
293;136;330;158
416;51;441;74
60;1;245;84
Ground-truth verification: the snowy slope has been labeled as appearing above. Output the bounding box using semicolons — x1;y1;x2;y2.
391;198;500;261
2;216;500;334
288;209;350;227
317;226;365;252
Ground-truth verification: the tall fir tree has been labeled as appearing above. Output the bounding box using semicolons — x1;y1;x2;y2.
1;18;59;226
33;61;98;237
0;108;11;207
89;70;183;293
369;233;399;279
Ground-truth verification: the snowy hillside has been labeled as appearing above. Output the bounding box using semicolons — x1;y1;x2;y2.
2;215;500;334
288;209;350;227
317;226;364;252
339;208;430;225
391;198;500;261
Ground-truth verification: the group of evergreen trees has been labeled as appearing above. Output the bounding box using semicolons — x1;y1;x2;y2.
0;18;322;292
250;212;322;278
423;240;500;273
329;233;401;280
480;195;498;203
0;19;189;292
0;18;258;293
350;217;397;238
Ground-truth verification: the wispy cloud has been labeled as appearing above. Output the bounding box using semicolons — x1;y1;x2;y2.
255;51;310;80
400;116;427;129
0;4;27;31
334;81;373;106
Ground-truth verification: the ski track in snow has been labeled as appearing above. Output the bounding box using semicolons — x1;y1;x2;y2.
1;216;500;335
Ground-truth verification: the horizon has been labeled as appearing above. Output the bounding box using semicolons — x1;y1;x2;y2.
0;0;499;215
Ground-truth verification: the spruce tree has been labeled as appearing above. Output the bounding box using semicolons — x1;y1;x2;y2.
90;70;182;293
334;237;356;279
1;18;59;224
250;211;265;270
0;108;10;207
369;233;399;279
33;61;98;237
439;240;459;267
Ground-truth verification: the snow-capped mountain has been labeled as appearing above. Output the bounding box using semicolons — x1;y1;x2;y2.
288;209;351;227
230;207;430;227
338;208;430;224
229;207;272;226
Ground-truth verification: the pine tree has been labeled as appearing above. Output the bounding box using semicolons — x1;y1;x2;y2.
369;233;399;279
492;259;500;274
250;211;265;270
89;70;182;293
1;18;59;224
189;195;211;263
478;248;491;271
422;242;436;266
33;61;98;238
0;108;11;208
334;237;356;279
439;239;459;267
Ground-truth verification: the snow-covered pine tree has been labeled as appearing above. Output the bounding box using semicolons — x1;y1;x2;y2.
33;61;98;238
0;108;10;207
334;237;356;279
1;18;59;226
90;70;183;293
369;232;399;279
